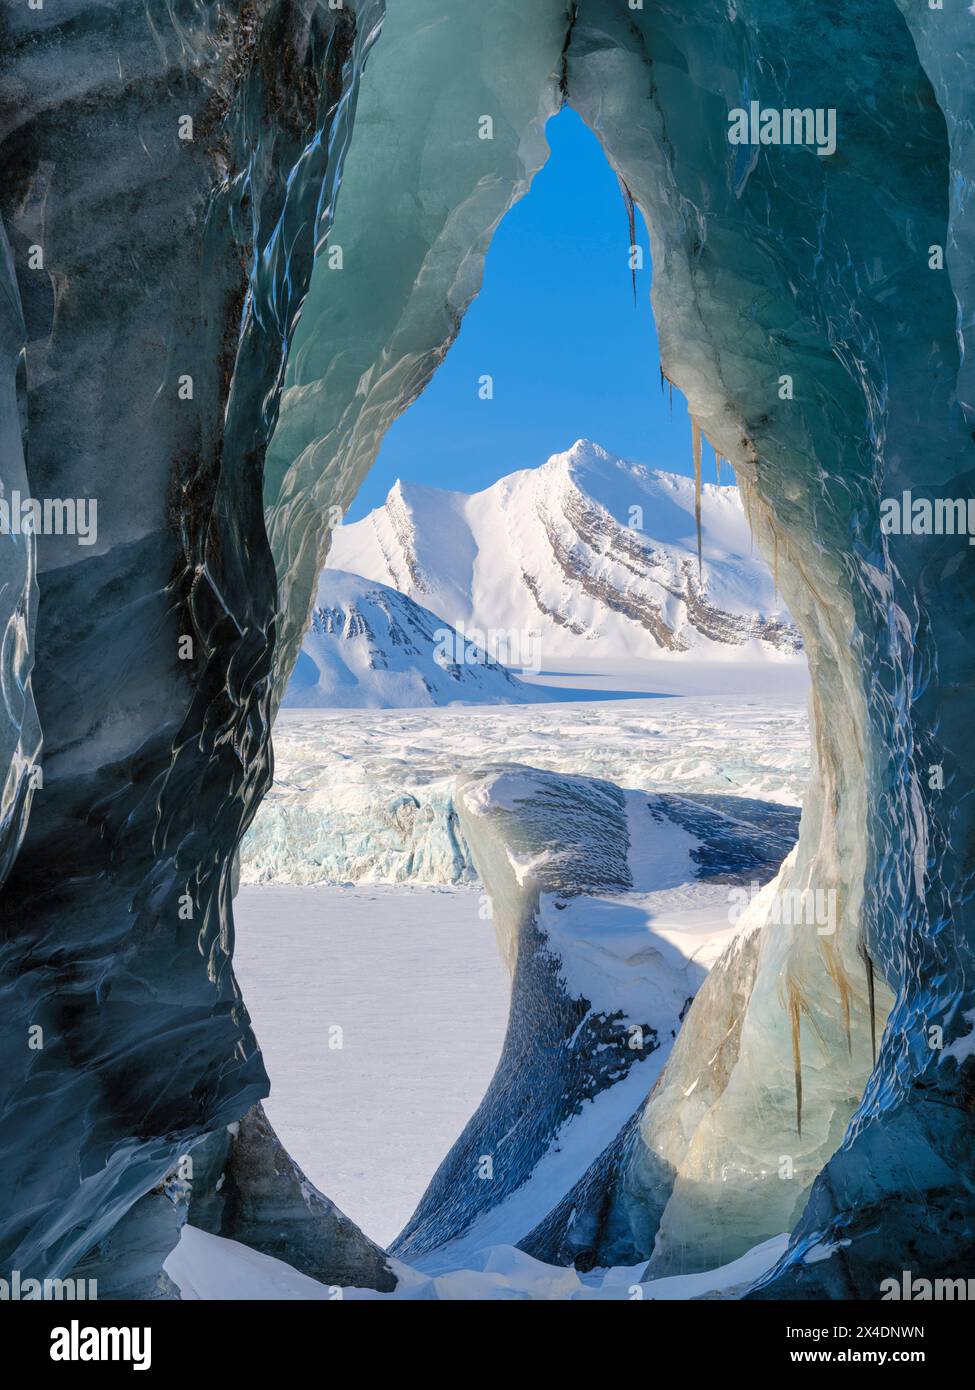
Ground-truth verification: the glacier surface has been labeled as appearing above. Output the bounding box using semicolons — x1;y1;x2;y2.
241;696;809;887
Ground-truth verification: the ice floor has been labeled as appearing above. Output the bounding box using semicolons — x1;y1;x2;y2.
167;1222;789;1301
230;874;749;1272
232;884;510;1247
186;877;787;1300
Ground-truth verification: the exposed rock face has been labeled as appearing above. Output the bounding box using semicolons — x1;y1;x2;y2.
284;567;543;708
327;441;803;660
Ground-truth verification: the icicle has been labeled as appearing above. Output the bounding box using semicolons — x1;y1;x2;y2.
822;937;853;1057
859;943;877;1065
669;381;673;416
691;418;703;579
659;365;664;395
617;174;637;304
558;2;579;98
788;981;803;1138
715;453;721;486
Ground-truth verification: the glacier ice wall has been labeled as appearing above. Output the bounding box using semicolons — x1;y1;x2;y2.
519;871;773;1270
562;0;975;1289
390;766;678;1260
241;700;808;887
747;0;975;1297
0;0;389;1285
894;0;975;416
0;220;40;885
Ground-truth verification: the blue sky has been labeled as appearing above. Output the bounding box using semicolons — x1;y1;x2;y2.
346;107;705;521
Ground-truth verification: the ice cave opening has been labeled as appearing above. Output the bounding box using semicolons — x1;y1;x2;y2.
235;78;817;1275
234;103;728;1252
4;0;974;1303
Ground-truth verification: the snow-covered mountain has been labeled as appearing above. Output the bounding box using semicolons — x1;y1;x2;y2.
327;440;800;662
283;569;545;709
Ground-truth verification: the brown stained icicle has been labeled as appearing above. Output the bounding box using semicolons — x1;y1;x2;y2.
788;981;804;1138
781;973;831;1139
859;943;877;1065
822;936;853;1057
558;3;579;98
617;173;638;304
691;419;703;578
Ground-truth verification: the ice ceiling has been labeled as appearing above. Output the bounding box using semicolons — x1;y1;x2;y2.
0;0;973;1298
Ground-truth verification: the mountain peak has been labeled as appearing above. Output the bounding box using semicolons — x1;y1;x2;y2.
550;438;615;469
327;445;801;662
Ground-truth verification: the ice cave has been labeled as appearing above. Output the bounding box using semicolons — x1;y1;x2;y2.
1;0;974;1321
